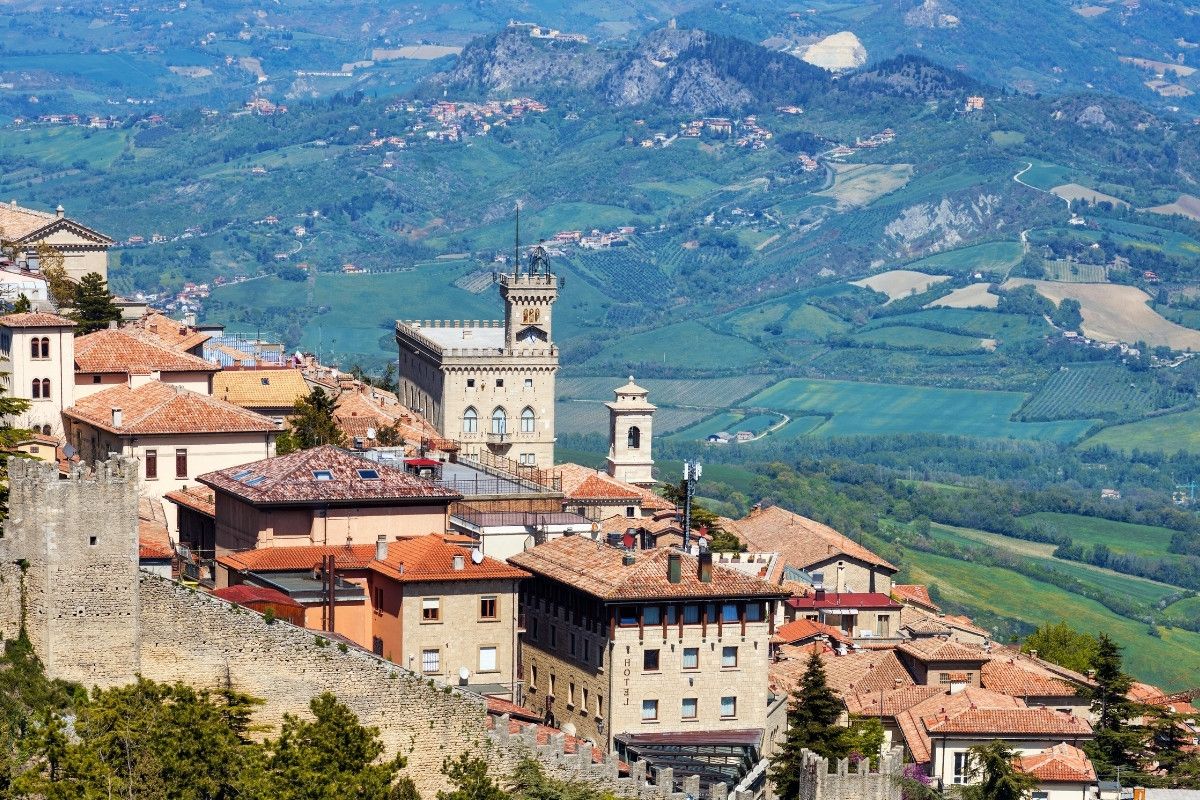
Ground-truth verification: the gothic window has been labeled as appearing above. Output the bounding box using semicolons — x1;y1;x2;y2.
627;426;641;449
520;407;535;433
39;337;49;359
31;378;45;399
491;407;507;435
462;406;478;433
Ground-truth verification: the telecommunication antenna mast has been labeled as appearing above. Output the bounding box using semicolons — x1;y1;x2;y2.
682;460;702;551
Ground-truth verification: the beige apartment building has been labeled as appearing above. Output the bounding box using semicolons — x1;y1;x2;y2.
0;312;77;436
0;200;113;282
508;535;790;787
396;248;559;467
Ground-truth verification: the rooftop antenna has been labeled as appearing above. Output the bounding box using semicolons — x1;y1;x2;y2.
514;201;521;277
681;460;702;551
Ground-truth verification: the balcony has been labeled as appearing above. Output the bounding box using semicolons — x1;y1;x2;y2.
486;431;508;444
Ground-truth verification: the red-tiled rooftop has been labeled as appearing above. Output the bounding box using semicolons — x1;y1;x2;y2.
508;535;788;602
722;505;897;576
213;584;303;608
923;707;1092;736
1016;743;1097;783
772;618;851;646
787;591;901;610
199;445;460;506
0;311;76;328
891;584;940;611
74;328;219;374
898;638;990;663
165;485;217;518
981;659;1079;698
65;382;277;435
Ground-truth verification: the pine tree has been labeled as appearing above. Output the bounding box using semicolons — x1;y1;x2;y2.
0;383;31;523
438;753;507;800
960;741;1036;800
12;294;31;313
1084;634;1143;777
68;272;121;335
769;651;850;800
276;388;346;454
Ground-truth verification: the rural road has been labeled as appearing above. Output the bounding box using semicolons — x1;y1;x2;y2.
1013;162;1070;208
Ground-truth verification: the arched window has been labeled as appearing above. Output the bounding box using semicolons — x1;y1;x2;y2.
627;426;641;449
39;337;49;359
41;378;50;398
520;407;535;433
462;406;478;433
31;379;42;399
41;424;51;435
491;407;507;435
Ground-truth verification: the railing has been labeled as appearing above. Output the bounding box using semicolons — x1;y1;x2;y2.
468;447;562;491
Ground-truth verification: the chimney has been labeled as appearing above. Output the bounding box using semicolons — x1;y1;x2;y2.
107;320;119;329
366;427;376;440
1029;649;1038;660
111;408;123;428
698;551;713;584
623;552;636;567
55;204;64;218
375;534;387;562
452;554;465;571
667;551;682;583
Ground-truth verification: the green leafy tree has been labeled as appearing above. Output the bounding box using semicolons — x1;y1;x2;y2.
262;693;406;800
661;479;725;538
438;753;507;800
507;757;620;800
276;388;346;454
1084;635;1143;777
959;741;1036;800
1022;621;1100;674
845;717;886;767
68;272;121;335
0;381;32;522
35;243;76;308
770;651;850;800
12;294;31;313
0;637;77;795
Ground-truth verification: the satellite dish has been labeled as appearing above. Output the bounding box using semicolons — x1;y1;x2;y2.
470;548;484;565
459;666;470;681
63;443;76;458
523;535;536;551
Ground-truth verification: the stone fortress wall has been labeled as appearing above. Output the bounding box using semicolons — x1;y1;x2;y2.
0;458;903;800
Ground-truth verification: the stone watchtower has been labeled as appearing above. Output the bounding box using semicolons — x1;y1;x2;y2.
605;377;656;486
1;457;141;686
499;243;558;352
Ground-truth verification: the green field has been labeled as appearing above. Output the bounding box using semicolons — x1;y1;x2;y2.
724;298;851;341
1020;512;1180;560
900;546;1200;690
1041;260;1108;283
1162;596;1200;627
0;126;129;170
1081;408;1200;454
580;321;774;372
849;325;987;354
742;378;1096;441
899;241;1024;276
1018;363;1186;421
556;402;709;436
860;308;1045;341
1018;161;1076;191
557;375;775;406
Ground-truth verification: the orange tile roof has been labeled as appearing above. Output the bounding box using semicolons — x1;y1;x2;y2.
924;707;1092;737
1017;743;1097;783
892;584;940;612
896;688;1027;764
138;496;173;560
0;311;76;328
723;505;896;577
214;369;309;409
0;202;113;243
164;485;216;518
485;696;540;723
844;685;945;717
773;618;851;646
129;312;211;351
820;648;915;694
899;638;990;663
65;381;278;435
981;659;1079;698
557;462;641;501
485;715;612;767
901;605;991;639
508;535;788;602
218;534;528;584
213;584;303;609
200;445;459;505
74;328;218;374
333;390;438;444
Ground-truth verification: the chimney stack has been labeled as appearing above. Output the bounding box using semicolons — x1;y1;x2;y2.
452;554;465;571
375;533;387;562
698;551;713;584
111;407;123;428
667;551;681;583
56;204;64;218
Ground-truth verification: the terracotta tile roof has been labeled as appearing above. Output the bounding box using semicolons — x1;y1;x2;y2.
902;606;991;640
215;369;309;409
164;485;216;518
0;311;76;328
65;381;278;435
897;688;1027;764
507;535;789;602
138;497;173;560
923;707;1092;737
557;463;641;502
788;591;902;610
0;202;113;243
218;534;528;584
485;696;541;723
213;584;303;609
129;312;211;351
333;390;438;444
981;659;1079;698
200;445;459;506
723;505;897;577
1017;743;1097;783
74;328;218;374
898;638;990;663
819;649;916;694
844;685;945;716
773;618;851;646
892;584;941;612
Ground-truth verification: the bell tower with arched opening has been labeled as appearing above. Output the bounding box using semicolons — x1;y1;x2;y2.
606;376;655;486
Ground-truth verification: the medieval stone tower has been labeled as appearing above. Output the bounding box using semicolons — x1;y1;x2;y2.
1;457;141;686
605;377;656;486
499;244;558;352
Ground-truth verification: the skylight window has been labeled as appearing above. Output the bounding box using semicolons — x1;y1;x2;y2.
357;469;380;480
312;470;334;481
245;476;266;487
232;469;253;481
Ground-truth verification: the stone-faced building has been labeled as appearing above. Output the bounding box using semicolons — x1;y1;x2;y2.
396;247;559;467
0;200;114;282
508;535;790;786
605;377;655;487
0;311;76;436
198;445;461;555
